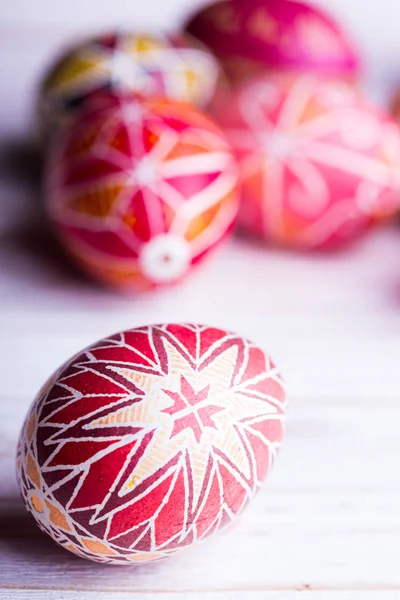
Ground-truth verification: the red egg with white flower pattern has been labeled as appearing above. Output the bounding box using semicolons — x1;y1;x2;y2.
45;95;239;290
211;74;400;249
17;323;287;564
185;0;361;84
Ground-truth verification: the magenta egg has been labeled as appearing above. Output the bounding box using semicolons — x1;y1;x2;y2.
185;0;361;84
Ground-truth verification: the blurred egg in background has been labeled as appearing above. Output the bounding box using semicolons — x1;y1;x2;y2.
210;73;400;249
37;31;221;141
45;93;239;291
185;0;361;84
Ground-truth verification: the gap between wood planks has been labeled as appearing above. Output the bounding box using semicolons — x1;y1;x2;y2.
2;583;400;592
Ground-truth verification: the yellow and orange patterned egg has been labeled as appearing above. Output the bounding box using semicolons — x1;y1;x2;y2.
185;0;361;85
38;31;220;139
211;74;400;249
17;323;287;564
45;93;239;290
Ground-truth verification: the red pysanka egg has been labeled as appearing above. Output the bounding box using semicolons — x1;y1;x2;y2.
185;0;361;84
16;323;287;564
45;94;239;290
211;74;400;249
38;31;220;139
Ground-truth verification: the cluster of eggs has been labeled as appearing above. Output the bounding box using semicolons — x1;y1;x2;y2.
22;0;400;567
28;24;289;565
40;2;400;287
185;0;400;249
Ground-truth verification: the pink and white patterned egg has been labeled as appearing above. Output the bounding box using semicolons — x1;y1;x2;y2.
185;0;361;84
211;74;400;249
45;93;239;290
16;323;287;564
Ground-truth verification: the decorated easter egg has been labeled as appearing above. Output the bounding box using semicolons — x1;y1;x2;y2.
38;31;220;138
45;94;239;290
211;74;400;249
17;323;286;564
185;0;360;84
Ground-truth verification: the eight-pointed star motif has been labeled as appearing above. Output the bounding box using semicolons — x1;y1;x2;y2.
162;376;223;443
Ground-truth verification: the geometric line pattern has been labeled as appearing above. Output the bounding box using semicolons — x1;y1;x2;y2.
17;324;286;564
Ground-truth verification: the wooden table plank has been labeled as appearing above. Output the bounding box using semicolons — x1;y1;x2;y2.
2;592;400;600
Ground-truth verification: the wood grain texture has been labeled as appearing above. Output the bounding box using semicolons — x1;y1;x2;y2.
2;19;400;600
3;593;400;600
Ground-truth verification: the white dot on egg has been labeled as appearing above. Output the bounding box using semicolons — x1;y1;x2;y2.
139;234;192;283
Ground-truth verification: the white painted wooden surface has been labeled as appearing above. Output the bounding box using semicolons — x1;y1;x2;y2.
2;4;400;599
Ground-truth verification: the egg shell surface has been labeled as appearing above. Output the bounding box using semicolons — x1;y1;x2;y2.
211;74;400;249
45;94;239;290
38;31;220;138
185;0;361;84
16;323;287;564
